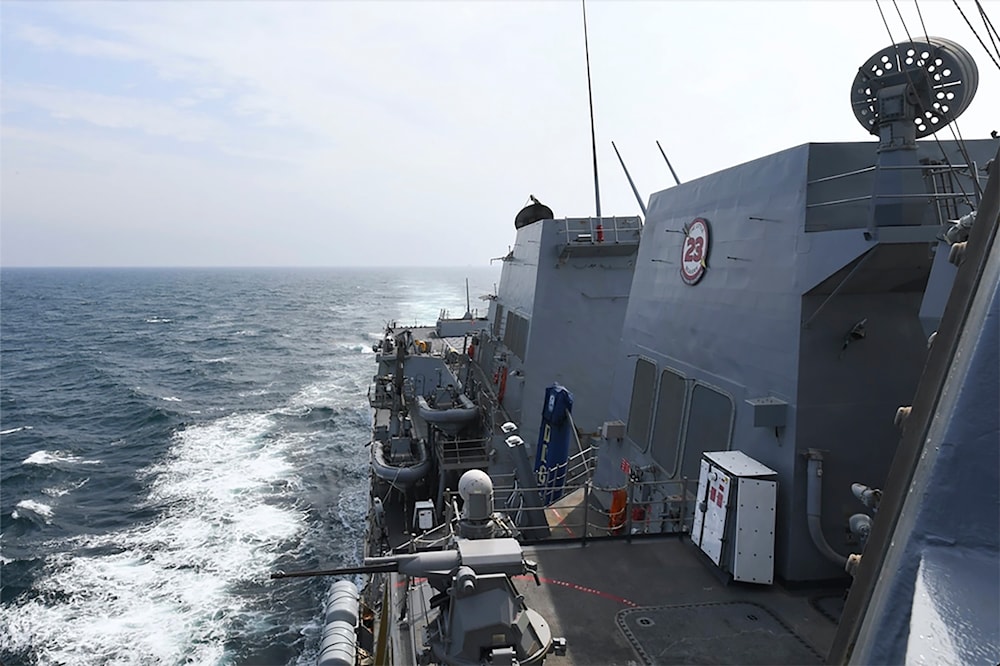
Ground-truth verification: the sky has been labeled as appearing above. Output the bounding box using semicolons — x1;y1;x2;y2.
1;0;998;268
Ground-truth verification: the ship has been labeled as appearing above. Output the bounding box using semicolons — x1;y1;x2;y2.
272;33;999;666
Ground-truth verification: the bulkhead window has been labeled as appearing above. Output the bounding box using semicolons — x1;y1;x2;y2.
626;358;657;447
680;384;733;479
650;369;686;476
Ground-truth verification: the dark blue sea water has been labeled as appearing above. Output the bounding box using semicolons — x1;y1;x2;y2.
0;266;498;665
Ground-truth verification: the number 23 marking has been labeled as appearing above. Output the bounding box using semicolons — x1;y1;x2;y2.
684;236;704;262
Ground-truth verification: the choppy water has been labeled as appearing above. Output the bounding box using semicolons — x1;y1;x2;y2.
0;266;498;665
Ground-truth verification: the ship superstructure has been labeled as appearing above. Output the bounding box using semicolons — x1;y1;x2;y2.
273;34;999;666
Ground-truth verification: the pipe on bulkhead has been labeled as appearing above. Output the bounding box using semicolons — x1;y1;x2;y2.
804;449;848;569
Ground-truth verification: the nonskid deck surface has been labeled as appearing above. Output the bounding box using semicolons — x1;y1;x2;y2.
618;603;822;665
516;538;843;665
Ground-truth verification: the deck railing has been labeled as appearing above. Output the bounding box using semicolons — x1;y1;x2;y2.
558;216;642;247
805;162;983;216
449;474;697;545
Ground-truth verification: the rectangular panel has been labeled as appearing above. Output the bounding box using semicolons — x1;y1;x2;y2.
732;478;777;584
626;358;657;447
691;458;711;548
492;304;504;338
650;369;686;475
700;465;731;566
680;384;733;480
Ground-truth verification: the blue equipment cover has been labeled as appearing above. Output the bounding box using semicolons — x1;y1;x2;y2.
533;384;574;504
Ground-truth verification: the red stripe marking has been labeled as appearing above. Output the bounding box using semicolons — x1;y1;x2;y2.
515;574;638;607
547;507;577;537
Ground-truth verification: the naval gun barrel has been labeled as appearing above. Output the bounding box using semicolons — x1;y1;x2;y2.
272;538;530;580
271;550;462;580
270;561;399;580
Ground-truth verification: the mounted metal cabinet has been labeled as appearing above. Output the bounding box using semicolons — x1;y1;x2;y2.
692;450;777;584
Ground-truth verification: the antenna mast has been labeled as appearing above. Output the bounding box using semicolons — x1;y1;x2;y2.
656;140;682;186
611;141;647;216
465;278;471;318
582;0;601;216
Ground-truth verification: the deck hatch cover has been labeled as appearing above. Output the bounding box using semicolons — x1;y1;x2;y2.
616;601;823;665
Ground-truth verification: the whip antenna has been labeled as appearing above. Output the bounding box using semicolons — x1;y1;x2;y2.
611;141;646;216
465;278;471;318
656;141;682;186
582;0;601;216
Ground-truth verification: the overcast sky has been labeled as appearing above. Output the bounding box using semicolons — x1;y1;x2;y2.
2;1;998;267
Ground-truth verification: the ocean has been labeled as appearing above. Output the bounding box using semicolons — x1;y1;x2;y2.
0;266;499;666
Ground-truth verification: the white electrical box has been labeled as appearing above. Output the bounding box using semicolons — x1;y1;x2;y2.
413;500;435;532
691;450;777;584
601;420;626;441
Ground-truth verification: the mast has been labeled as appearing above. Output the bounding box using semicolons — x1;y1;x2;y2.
465;278;472;318
611;141;646;216
656;140;682;186
582;0;601;217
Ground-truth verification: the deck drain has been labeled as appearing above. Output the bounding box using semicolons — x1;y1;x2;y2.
636;617;655;627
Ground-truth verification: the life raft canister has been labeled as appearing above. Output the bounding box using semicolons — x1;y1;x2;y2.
609;488;627;534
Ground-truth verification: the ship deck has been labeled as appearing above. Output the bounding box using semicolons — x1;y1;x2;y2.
376;325;846;664
393;535;844;665
516;536;844;665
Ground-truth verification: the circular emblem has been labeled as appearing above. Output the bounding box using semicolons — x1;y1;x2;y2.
680;217;710;285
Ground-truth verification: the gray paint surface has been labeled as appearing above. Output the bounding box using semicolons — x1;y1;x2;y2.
848;225;999;665
488;216;640;450
601;139;995;581
518;217;640;444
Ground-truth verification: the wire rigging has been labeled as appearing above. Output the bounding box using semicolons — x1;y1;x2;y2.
913;0;930;39
951;0;1000;71
975;0;1000;42
919;0;985;201
973;0;1000;60
875;0;897;45
892;0;914;41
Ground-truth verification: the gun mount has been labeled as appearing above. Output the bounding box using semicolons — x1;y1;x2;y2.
273;537;566;665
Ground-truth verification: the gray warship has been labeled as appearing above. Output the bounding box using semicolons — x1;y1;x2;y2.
274;35;999;665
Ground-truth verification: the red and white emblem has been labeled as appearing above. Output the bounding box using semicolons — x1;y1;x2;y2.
680;217;710;285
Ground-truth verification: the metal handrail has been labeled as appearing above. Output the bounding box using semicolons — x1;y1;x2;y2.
806;192;976;209
559;216;641;247
807;163;977;186
447;476;696;543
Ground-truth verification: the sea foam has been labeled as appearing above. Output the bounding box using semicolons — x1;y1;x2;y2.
0;426;33;436
22;451;101;467
0;411;307;665
11;499;54;524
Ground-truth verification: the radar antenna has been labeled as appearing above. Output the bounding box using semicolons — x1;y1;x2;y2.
851;37;978;147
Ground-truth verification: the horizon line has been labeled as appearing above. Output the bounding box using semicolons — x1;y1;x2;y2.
0;264;500;270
